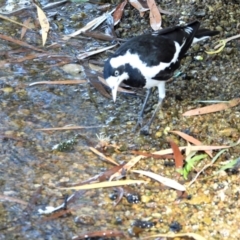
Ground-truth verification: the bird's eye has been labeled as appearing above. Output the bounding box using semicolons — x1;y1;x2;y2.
114;70;119;77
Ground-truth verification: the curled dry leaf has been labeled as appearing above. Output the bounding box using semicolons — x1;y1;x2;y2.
113;0;128;25
183;98;240;116
147;0;162;30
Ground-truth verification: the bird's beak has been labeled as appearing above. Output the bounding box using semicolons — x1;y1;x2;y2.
106;73;129;102
111;85;118;102
106;77;122;103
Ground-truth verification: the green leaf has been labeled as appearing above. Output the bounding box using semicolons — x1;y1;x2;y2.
218;158;239;172
180;154;207;180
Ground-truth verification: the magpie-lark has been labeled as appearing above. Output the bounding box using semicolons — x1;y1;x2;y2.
104;20;219;135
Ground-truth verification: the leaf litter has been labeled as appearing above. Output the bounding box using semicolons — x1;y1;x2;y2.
1;1;240;239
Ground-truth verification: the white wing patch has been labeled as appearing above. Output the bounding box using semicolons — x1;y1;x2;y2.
192;36;210;44
184;27;193;34
110;41;181;88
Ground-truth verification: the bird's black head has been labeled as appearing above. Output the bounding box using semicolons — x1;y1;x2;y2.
103;57;129;102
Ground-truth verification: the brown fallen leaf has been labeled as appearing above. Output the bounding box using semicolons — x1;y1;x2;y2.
9;53;47;63
132;150;174;159
83;31;116;41
147;0;162;30
109;156;143;181
40;208;74;222
170;130;213;158
89;147;119;166
169;140;184;168
113;0;128;25
21;17;32;39
129;0;149;17
0;33;45;52
0;14;33;29
183;98;240;116
85;71;112;99
0;194;28;205
158;6;174;15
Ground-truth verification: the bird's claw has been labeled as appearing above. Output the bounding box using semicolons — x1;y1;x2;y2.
140;124;150;135
132;116;143;132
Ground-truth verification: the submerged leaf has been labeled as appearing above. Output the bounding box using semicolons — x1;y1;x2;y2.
34;4;49;46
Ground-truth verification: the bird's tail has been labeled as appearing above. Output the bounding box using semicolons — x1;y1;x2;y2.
193;29;220;44
178;21;201;59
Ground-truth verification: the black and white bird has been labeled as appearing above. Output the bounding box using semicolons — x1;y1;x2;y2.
103;20;219;135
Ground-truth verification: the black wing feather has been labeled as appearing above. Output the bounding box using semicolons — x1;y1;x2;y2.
113;21;201;66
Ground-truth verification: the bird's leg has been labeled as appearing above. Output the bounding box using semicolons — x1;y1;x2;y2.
140;99;163;135
140;81;166;135
133;88;152;132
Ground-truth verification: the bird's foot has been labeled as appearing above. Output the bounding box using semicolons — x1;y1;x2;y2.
132;116;143;132
140;124;151;135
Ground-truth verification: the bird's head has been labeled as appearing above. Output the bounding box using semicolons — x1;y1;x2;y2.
103;59;129;102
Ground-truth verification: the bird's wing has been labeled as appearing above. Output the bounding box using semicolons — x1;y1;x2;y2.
114;35;177;66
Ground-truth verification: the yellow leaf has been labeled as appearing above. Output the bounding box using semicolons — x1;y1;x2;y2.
205;40;226;54
60;180;146;190
34;4;49;46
